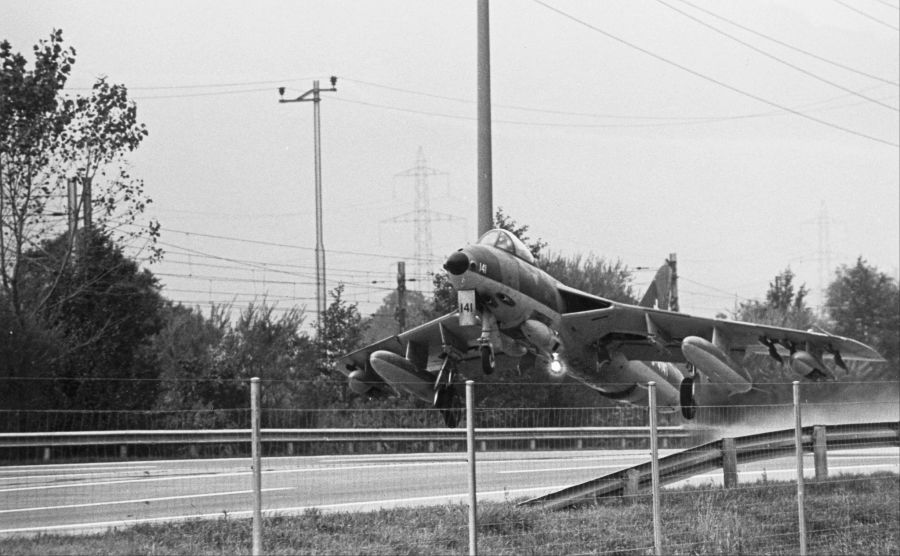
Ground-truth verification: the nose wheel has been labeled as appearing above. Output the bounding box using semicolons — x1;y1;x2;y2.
480;344;495;375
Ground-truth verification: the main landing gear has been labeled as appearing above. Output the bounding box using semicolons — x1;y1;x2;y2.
680;364;697;420
434;386;462;428
433;356;463;428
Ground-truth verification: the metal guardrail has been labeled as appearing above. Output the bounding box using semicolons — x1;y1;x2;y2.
521;421;900;510
0;426;697;451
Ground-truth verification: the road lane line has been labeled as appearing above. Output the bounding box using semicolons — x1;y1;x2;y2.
0;484;574;536
0;487;294;514
0;461;473;493
0;470;159;482
0;465;158;475
497;464;632;474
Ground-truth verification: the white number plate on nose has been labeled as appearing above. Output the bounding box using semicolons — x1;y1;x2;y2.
457;290;477;326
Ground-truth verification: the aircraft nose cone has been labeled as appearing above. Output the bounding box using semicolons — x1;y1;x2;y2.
444;251;469;276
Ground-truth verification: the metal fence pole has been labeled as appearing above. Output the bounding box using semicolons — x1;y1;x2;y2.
649;381;662;556
251;377;262;556
793;380;807;555
466;380;478;556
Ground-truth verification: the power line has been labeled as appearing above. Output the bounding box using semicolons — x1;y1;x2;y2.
831;0;900;31
68;77;318;91
332;90;898;130
160;249;395;279
343;76;714;121
532;0;899;148
143;225;448;263
63;71;899;131
871;0;900;10
671;0;899;86
132;87;274;100
654;0;898;111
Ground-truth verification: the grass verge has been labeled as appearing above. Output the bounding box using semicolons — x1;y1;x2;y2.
1;472;897;555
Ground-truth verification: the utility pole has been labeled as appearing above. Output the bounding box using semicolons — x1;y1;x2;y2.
67;178;79;258
67;178;78;240
278;77;338;337
816;202;832;316
477;0;493;237
396;261;407;333
667;253;679;312
81;175;92;233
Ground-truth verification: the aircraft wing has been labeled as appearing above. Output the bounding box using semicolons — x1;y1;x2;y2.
338;312;483;377
561;303;884;364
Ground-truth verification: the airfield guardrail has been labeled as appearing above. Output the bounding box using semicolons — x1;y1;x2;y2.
522;420;900;510
0;426;701;461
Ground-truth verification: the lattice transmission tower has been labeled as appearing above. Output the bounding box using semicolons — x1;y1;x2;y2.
384;147;463;288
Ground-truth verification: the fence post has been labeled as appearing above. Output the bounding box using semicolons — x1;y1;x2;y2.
466;380;477;556
793;381;807;556
649;381;662;556
251;377;262;556
813;425;828;480
722;437;738;488
623;468;641;501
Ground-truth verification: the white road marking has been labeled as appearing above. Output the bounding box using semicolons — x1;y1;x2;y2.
0;460;468;493
0;465;158;476
497;464;631;474
0;470;159;482
0;488;294;514
0;484;572;536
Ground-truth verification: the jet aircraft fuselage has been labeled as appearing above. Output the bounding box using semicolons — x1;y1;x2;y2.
339;229;885;427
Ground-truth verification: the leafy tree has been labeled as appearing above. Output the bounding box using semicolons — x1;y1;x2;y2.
1;30;158;326
428;271;456;318
826;257;899;370
734;267;817;329
15;230;165;413
1;30;75;324
0;303;64;412
316;284;366;405
361;289;431;345
214;303;313;414
538;252;637;303
151;303;227;419
152;300;316;427
56;76;156;249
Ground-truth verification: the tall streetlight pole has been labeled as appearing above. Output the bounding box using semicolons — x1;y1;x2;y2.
279;77;337;338
477;0;493;237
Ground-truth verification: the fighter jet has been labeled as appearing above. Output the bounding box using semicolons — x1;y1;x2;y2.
339;229;884;427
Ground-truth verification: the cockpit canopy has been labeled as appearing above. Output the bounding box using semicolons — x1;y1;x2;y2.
477;229;535;265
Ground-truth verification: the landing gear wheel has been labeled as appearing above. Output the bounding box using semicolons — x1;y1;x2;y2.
480;345;495;375
680;376;697;420
434;387;463;428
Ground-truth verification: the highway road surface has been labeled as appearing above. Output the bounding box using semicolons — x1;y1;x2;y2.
1;448;897;536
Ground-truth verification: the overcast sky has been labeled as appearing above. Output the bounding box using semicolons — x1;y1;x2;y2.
5;0;899;323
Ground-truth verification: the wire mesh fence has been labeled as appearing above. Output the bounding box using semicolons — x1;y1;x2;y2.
0;376;897;554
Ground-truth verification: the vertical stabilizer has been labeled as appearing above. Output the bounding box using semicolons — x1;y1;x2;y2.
640;262;673;310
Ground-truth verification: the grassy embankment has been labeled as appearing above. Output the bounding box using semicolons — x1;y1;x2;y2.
2;473;897;555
